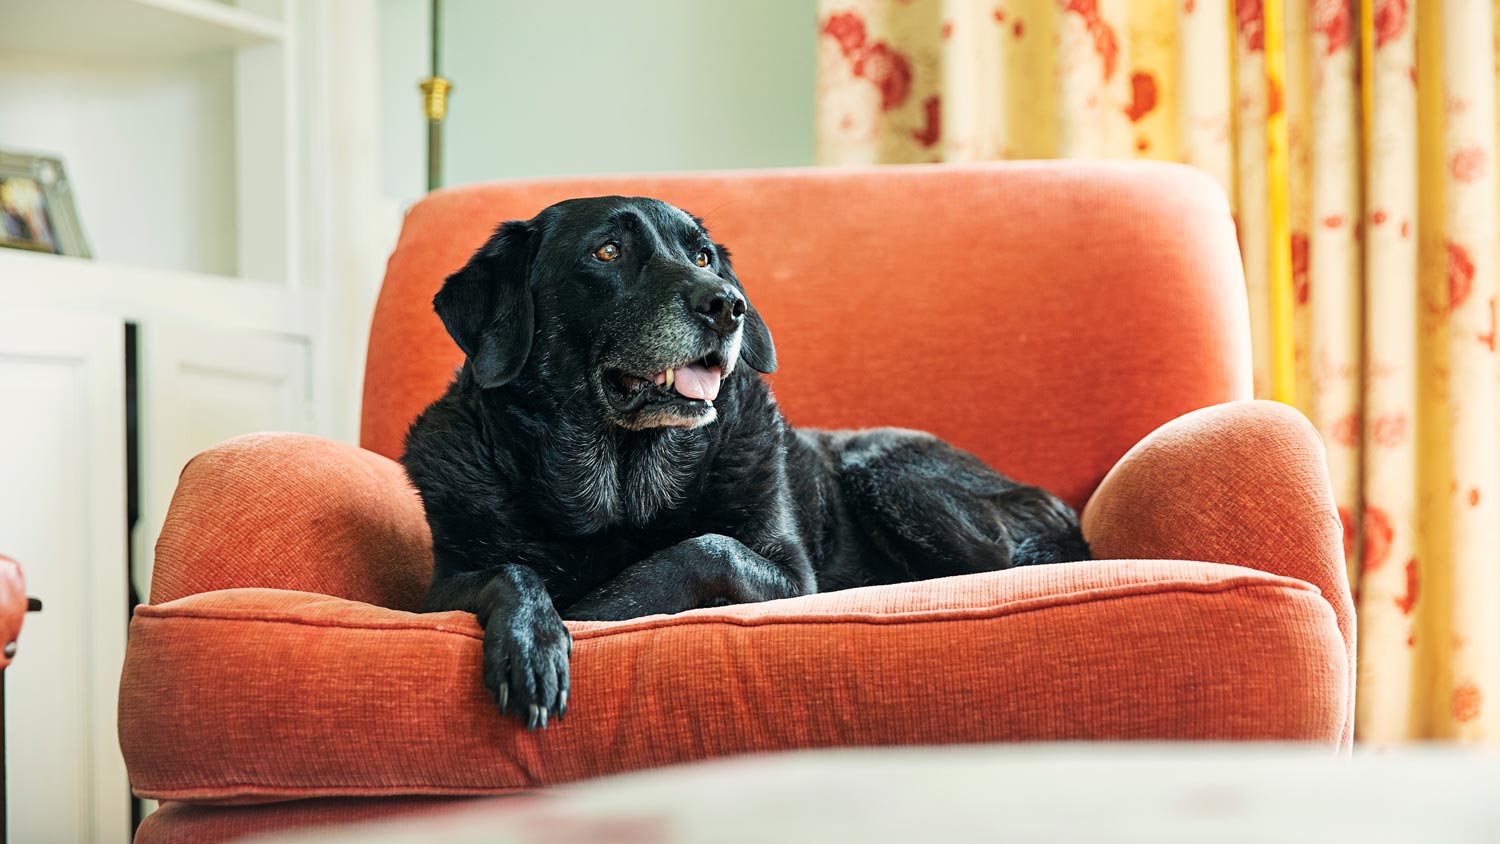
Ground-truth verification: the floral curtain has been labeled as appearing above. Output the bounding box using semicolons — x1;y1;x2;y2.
816;0;1499;743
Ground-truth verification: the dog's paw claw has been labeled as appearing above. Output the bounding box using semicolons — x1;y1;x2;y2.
483;614;571;729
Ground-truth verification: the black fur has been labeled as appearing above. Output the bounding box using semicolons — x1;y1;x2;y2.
402;197;1089;729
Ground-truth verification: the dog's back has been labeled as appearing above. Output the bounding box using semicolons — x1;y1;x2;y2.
786;427;1090;592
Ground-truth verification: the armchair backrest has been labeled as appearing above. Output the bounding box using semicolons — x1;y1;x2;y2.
362;162;1251;510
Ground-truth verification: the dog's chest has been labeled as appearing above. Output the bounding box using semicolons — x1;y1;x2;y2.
535;466;725;605
537;425;709;535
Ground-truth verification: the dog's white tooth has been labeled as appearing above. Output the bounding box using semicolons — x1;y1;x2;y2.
664;368;675;390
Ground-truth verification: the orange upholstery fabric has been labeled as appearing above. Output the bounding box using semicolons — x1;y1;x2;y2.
363;161;1251;510
121;562;1345;805
1083;400;1356;746
150;433;431;609
0;554;25;669
121;163;1349;842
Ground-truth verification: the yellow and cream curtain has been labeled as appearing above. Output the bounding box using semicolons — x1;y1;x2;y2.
816;0;1498;743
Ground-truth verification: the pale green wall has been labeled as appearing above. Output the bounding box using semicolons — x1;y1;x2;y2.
380;0;816;206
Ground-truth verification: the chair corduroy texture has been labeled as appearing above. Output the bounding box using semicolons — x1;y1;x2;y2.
119;162;1352;844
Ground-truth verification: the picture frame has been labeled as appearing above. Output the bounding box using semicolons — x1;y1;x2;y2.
0;150;91;258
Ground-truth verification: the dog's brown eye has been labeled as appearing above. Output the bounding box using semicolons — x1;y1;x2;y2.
594;242;620;262
695;248;711;268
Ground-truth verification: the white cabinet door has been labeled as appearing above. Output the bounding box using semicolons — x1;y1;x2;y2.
0;310;131;844
132;322;313;601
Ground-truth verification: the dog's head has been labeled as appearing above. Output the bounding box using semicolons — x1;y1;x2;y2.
433;196;776;430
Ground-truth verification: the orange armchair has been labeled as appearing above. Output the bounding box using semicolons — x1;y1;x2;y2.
119;162;1352;844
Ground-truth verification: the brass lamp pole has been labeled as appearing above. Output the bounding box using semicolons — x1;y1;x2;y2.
418;0;451;192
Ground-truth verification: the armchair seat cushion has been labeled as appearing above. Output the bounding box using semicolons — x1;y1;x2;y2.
119;560;1347;805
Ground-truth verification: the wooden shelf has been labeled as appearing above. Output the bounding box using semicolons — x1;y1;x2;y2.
0;0;283;61
0;249;313;336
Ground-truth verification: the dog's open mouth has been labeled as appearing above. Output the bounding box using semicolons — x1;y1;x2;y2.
603;351;725;415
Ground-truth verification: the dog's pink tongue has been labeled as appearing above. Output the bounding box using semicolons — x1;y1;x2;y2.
673;364;722;401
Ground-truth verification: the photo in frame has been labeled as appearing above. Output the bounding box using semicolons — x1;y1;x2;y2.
0;150;91;258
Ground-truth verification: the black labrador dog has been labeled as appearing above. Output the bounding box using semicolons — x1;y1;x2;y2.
402;197;1089;729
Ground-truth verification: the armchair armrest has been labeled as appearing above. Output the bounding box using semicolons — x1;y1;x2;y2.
150;434;433;611
1081;399;1354;745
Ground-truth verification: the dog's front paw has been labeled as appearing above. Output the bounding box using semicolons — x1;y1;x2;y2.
482;611;572;730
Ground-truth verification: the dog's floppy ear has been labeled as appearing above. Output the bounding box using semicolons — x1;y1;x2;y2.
433;220;534;389
740;302;777;374
713;242;777;374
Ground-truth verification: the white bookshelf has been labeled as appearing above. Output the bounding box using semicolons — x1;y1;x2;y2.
0;2;386;841
1;0;295;283
0;249;314;335
0;0;285;61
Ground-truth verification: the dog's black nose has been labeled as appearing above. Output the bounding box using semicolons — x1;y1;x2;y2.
687;283;746;335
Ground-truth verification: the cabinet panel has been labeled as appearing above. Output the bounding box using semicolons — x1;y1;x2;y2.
0;311;130;844
132;322;312;600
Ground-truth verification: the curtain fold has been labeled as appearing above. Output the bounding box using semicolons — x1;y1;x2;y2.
1358;0;1419;740
816;0;1499;742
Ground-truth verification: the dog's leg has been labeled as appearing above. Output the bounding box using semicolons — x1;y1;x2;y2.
562;534;806;622
836;428;1090;578
425;565;572;729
